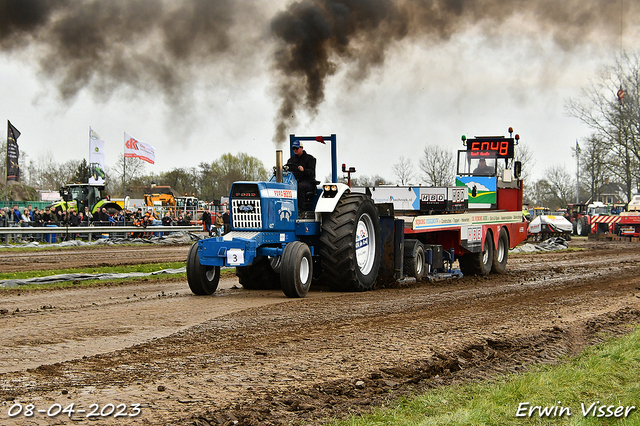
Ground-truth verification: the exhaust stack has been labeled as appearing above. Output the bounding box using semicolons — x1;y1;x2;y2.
276;150;283;183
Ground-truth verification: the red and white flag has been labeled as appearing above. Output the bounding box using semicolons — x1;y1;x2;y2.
124;132;155;164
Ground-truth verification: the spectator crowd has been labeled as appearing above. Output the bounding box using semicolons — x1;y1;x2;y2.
0;204;229;242
0;204;164;228
0;205;195;242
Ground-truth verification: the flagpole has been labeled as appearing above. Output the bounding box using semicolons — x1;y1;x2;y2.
5;121;8;202
576;139;580;204
123;132;126;197
88;127;91;185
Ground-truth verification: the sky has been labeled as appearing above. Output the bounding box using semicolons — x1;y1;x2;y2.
1;0;639;191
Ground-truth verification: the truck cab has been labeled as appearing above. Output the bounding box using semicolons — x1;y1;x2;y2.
587;201;610;216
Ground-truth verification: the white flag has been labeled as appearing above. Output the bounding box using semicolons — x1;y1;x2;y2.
124;132;155;165
89;127;106;184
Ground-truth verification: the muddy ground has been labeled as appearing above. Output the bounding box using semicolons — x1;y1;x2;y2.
0;237;639;425
0;245;192;273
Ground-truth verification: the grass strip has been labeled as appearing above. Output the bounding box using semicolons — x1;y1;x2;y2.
332;326;640;426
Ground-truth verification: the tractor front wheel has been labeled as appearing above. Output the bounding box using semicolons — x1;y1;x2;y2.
280;241;313;298
186;243;220;295
236;256;281;290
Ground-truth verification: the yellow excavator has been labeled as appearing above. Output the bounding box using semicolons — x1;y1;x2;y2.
144;186;178;217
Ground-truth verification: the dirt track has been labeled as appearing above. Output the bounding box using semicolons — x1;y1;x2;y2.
0;245;192;272
1;238;640;425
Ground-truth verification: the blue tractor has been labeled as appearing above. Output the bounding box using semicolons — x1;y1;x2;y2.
186;134;384;298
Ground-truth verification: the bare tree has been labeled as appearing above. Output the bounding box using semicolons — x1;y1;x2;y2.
523;179;546;207
351;175;389;187
392;156;415;185
419;145;455;187
497;141;536;185
571;134;611;202
566;51;640;201
112;157;146;196
198;162;217;202
514;142;535;181
161;167;199;197
537;165;575;210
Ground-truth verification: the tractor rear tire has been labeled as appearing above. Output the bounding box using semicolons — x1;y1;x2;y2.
404;239;427;281
577;216;590;236
491;228;509;274
236;256;281;290
280;241;313;298
320;193;382;291
459;232;494;276
187;243;220;295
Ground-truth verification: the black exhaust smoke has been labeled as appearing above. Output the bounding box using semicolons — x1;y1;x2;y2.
269;0;636;142
1;0;636;143
0;0;243;102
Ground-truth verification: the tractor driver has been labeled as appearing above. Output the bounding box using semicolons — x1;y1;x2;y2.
287;140;317;212
473;158;494;176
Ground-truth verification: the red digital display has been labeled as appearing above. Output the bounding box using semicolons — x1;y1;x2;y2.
467;138;514;158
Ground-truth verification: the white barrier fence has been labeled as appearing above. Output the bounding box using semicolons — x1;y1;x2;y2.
0;225;203;243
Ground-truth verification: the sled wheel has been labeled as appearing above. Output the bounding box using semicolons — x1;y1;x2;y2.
236;256;281;290
491;228;509;274
459;231;494;276
186;243;220;295
320;193;382;291
280;241;313;298
404;239;426;281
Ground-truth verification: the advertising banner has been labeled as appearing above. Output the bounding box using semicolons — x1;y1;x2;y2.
89;127;106;184
6;120;20;181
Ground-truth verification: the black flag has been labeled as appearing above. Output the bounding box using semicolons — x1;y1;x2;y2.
6;121;20;181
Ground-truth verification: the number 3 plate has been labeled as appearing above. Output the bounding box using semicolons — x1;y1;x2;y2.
227;249;244;265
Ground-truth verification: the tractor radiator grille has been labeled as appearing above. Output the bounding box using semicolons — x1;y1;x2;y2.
231;199;262;229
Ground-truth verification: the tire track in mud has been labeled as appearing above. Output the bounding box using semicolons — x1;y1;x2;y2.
209;308;640;426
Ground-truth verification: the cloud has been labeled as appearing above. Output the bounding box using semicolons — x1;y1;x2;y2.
463;181;490;192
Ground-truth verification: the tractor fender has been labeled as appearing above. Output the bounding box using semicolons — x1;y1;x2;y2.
52;200;77;212
47;201;65;212
92;200;123;214
314;183;351;213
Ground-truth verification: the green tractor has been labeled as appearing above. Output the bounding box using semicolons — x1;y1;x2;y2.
48;183;122;215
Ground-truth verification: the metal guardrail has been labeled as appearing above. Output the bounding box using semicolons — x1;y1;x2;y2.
0;225;203;242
